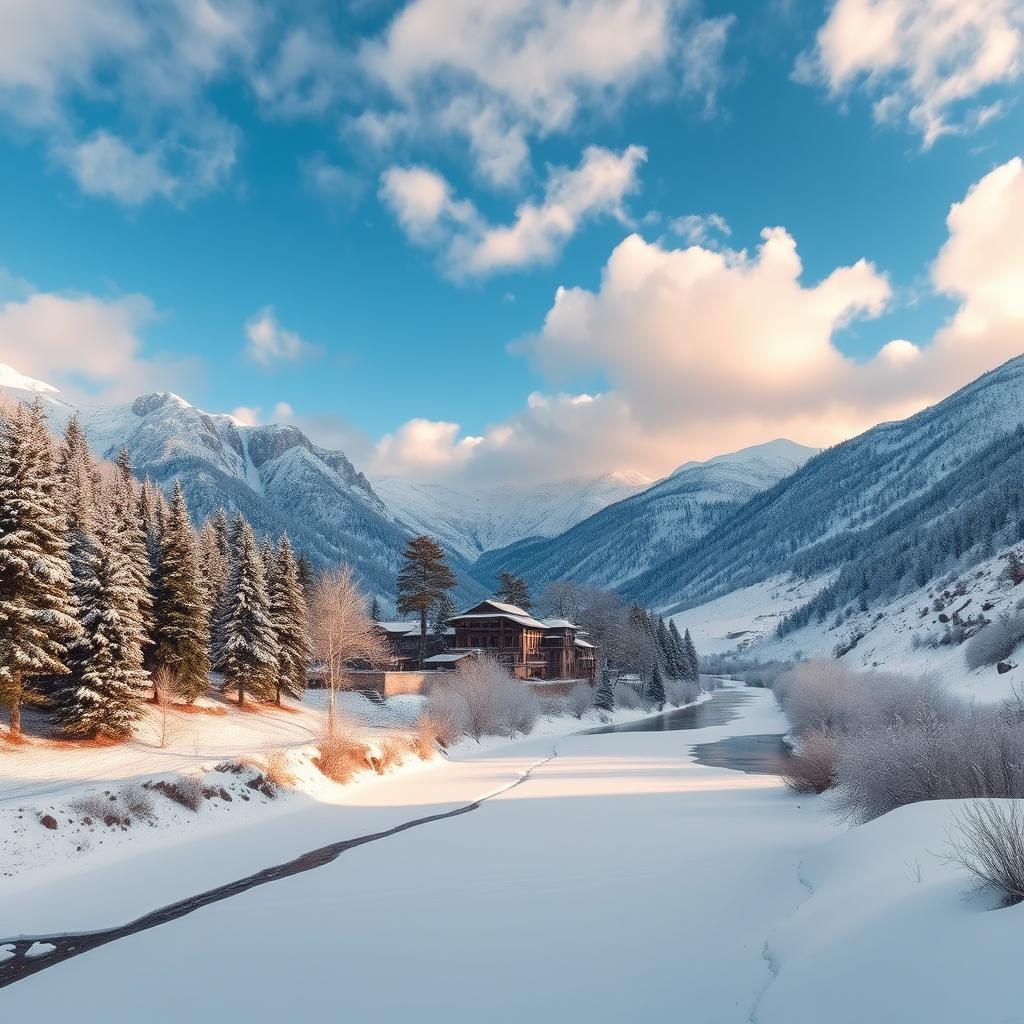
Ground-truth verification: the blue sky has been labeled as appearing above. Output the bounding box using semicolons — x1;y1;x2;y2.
1;1;1023;483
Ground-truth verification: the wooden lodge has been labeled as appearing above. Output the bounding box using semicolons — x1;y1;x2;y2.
447;600;598;682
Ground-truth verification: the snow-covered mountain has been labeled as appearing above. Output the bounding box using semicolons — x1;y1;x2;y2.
0;366;484;606
373;471;652;561
625;353;1024;614
471;439;817;592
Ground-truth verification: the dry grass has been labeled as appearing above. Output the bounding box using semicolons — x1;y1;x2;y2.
263;750;295;789
949;800;1024;905
368;736;412;775
314;723;372;784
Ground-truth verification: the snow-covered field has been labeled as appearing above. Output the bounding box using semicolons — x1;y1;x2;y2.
3;684;1021;1022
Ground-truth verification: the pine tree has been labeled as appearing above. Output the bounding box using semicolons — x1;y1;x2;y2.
221;516;279;705
268;535;310;704
683;628;700;683
431;592;455;653
296;552;314;598
594;668;615;713
655;617;674;675
495;570;532;610
199;509;232;666
59;415;98;578
0;402;79;735
53;513;147;739
111;449;153;655
647;660;666;710
396;535;456;667
668;620;687;678
152;482;210;701
370;597;381;622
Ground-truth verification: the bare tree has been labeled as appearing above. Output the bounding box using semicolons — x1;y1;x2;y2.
308;565;389;732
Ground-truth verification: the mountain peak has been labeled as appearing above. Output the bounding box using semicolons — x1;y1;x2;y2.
0;363;60;396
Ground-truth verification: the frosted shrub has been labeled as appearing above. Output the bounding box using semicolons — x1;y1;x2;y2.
566;682;594;719
613;682;641;709
121;782;155;820
834;704;1024;822
965;612;1024;669
151;775;205;812
774;660;868;735
950;800;1024;905
420;688;470;747
440;658;539;740
781;727;841;794
666;677;700;707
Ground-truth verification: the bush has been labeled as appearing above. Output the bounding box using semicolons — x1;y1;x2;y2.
566;683;594;719
122;782;155;820
949;800;1024;905
314;730;371;784
150;776;205;812
780;727;841;794
367;736;413;775
613;682;641;709
438;658;540;740
263;750;295;789
419;689;471;747
965;612;1024;669
666;677;700;707
773;659;867;735
834;703;1024;822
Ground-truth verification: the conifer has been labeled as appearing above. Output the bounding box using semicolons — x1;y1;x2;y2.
594;669;615;713
0;402;79;735
221;516;279;705
268;535;310;704
152;482;210;701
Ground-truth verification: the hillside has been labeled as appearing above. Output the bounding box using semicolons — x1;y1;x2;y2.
471;440;816;592
624;354;1024;613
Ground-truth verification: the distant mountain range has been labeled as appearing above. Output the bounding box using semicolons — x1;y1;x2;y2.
622;353;1024;616
9;352;1019;634
471;439;816;594
372;471;652;561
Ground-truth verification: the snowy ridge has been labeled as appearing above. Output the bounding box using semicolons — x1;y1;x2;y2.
471;439;816;591
625;353;1024;612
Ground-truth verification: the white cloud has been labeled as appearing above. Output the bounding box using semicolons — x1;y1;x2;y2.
244;307;321;366
798;0;1024;146
0;0;259;205
369;156;1024;484
670;212;731;246
373;417;483;473
380;144;647;278
229;400;296;427
300;152;362;206
350;0;732;186
0;282;198;404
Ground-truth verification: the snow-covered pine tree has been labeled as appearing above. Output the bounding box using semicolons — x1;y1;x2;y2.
111;449;153;654
0;401;79;735
152;482;210;702
683;628;700;683
268;535;310;704
221;516;279;705
199;509;232;667
668;620;687;678
59;415;99;577
53;511;147;739
594;668;615;713
647;660;666;710
370;597;381;622
655;617;675;676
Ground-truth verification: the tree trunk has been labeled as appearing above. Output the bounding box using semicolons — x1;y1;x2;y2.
419;608;427;668
238;679;244;706
10;671;21;737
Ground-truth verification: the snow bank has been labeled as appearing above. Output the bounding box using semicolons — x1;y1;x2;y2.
758;799;1024;1024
